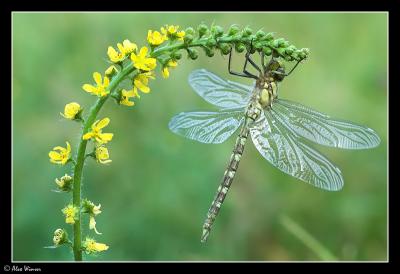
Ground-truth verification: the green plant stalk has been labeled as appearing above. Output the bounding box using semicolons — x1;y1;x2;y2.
71;64;135;261
280;215;338;261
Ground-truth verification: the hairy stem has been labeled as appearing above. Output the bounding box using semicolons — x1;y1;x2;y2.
72;64;135;261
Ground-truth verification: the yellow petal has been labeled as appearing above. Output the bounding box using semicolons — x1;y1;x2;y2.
99;133;113;142
139;46;148;57
49;151;62;160
82;132;94;140
103;76;110;87
134;79;150;93
93;72;102;86
82;84;97;93
96;118;110;129
162;67;169;79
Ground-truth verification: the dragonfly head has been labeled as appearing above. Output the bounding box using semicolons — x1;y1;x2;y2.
267;59;286;82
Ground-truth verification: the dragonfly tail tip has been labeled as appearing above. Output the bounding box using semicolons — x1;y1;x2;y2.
200;229;210;243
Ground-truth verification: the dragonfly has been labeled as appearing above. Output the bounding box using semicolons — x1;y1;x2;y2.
168;48;381;243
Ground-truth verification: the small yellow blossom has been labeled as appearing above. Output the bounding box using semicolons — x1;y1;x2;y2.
147;30;166;46
162;60;178;79
107;40;137;63
130;46;157;71
133;71;155;94
83;238;109;254
82;118;113;145
49;142;71;165
82;72;110;97
161;25;185;41
107;46;124;63
105;65;119;76
61;102;82;120
55;174;73;191
120;39;137;55
62;204;78;225
120;89;138;106
95;146;112;164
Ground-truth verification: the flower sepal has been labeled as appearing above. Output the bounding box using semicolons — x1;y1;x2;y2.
53;174;73;193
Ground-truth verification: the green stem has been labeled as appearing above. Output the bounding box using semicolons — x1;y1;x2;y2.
280;215;338;261
72;64;135;261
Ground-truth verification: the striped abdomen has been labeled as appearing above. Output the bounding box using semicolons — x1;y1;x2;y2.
201;120;250;243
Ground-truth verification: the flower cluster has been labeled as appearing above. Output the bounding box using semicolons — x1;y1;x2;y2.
47;23;308;261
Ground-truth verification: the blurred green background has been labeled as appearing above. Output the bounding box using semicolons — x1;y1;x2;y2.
12;12;387;261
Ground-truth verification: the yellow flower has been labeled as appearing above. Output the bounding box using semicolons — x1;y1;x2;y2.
120;89;138;106
82;200;103;235
49;142;71;165
161;60;178;79
95;146;112;164
62;204;78;225
147;30;166;46
105;65;119;76
161;25;185;41
83;238;109;254
82;118;113;144
60;102;81;120
130;46;157;71
133;71;155;94
107;40;137;63
121;39;137;54
82;72;110;97
176;30;185;41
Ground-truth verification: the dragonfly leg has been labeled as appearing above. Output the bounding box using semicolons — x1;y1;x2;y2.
228;48;258;79
260;51;267;73
245;51;262;75
285;59;303;76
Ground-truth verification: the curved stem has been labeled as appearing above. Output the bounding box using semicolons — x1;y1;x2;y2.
72;64;135;261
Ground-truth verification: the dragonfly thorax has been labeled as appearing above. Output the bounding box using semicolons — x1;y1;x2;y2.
256;78;278;109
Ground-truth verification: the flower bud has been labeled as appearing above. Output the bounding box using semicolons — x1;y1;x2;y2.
284;55;294;61
242;27;253;37
206;37;217;48
256;30;265;39
53;228;68;246
228;24;240;36
183;34;193;44
285;45;296;55
171;51;182;60
198;24;208;38
263;47;272;56
235;43;246;53
55;174;73;192
264;32;274;41
220;43;231;55
204;47;214;57
187;48;198;60
272;38;285;48
254;42;263;50
185;27;195;35
61;102;82;121
211;25;224;37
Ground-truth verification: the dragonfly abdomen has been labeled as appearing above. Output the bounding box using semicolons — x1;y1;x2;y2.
201;123;250;243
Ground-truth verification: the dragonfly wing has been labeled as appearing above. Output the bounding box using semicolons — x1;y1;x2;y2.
169;108;245;144
249;111;344;191
189;69;253;109
273;99;381;149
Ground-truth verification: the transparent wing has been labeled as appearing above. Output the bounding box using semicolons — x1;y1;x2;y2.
249;111;343;191
273;99;381;149
169;108;245;144
188;69;253;109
